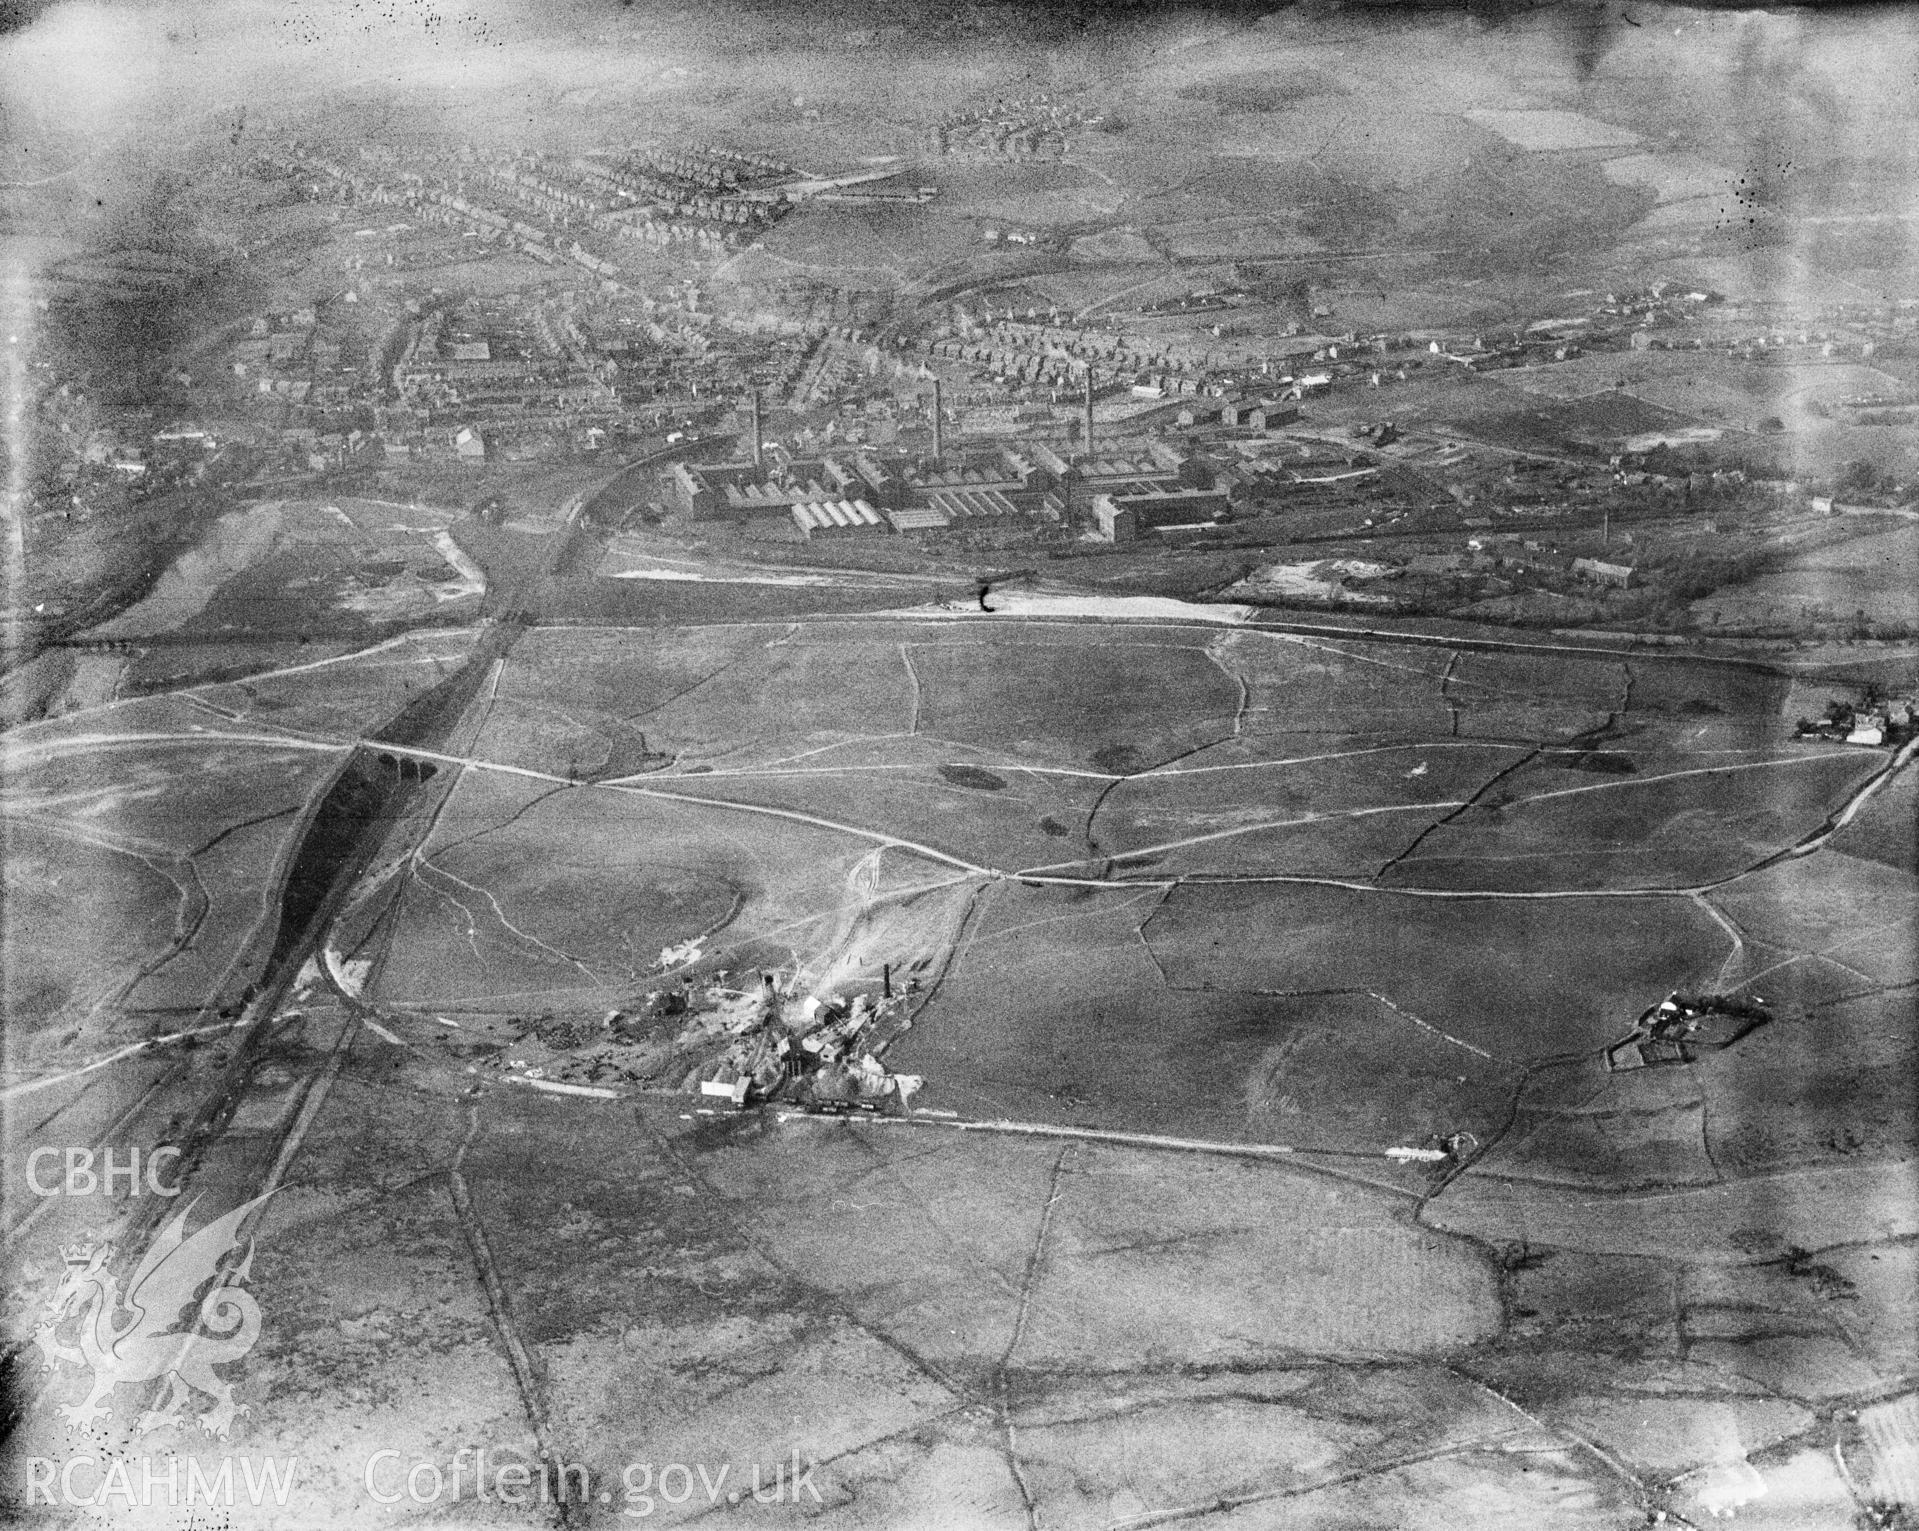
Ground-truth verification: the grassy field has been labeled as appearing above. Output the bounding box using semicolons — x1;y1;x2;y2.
11;606;1905;1483
366;773;742;1009
656;731;1529;879
1446;648;1794;748
704;1114;1501;1369
1011;1363;1615;1530
886;881;1274;1134
1449;650;1625;722
1098;808;1460;882
1216;630;1459;739
9;7;1919;1519
1;822;187;1038
1690;520;1919;631
194;629;482;738
444;1095;959;1512
460;695;653;780
1080;737;1524;876
1696;989;1917;1177
0;727;337;1045
658;746;1106;872
892;881;1524;1150
1425;1159;1919;1264
1622;655;1790;718
117;813;314;1016
1549;1393;1812;1480
1478;1060;1721;1191
1020;1148;1500;1364
1146;883;1722;1061
1708;849;1918;988
1831;763;1918;874
472;626;919;775
363;766;971;1012
1382;749;1880;891
89;498;487;641
2;731;332;846
1235;989;1525;1155
909;632;1239;773
122;638;362;694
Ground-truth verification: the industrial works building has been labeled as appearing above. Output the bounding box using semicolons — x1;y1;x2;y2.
1092;487;1233;542
672;455;902;520
790;499;888;539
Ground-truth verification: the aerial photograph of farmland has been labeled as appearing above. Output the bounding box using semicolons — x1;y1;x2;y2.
1;0;1915;1525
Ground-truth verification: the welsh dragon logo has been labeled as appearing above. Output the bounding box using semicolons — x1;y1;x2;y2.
33;1192;274;1441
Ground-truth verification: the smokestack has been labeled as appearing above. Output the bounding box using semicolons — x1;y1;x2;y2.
1083;366;1095;463
750;391;762;471
931;380;944;465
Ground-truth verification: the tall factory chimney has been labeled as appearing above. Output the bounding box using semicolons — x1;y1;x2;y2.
750;391;763;471
1083;366;1095;463
931;379;944;465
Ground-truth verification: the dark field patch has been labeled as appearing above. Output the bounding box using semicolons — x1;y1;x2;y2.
126;639;359;692
1562;390;1703;440
1561;750;1637;774
1623;659;1786;718
1175;67;1339;112
1451;650;1626;712
1450;390;1705;454
1453;702;1616;746
938;763;1008;791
